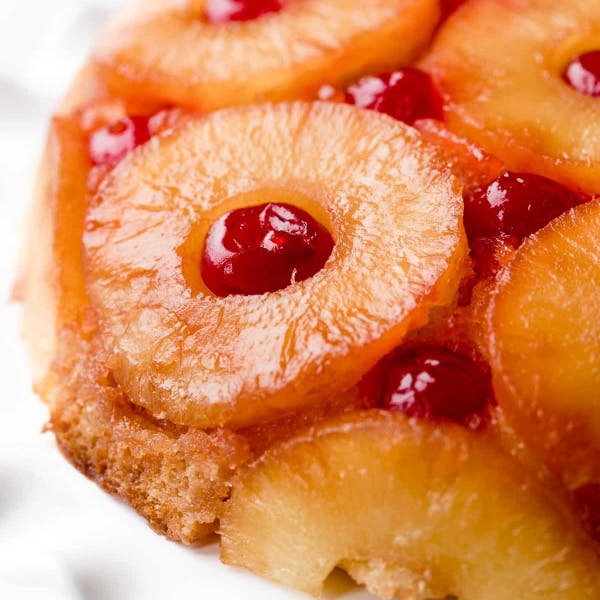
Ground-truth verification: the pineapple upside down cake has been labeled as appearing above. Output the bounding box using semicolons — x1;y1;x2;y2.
17;0;600;598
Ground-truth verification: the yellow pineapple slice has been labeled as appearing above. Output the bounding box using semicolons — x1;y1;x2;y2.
423;0;600;194
83;101;467;429
93;0;440;110
486;200;600;491
221;410;600;599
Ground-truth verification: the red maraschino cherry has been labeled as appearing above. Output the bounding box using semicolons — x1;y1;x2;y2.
464;171;582;243
205;0;282;24
201;202;334;296
345;68;444;125
379;346;492;428
89;115;152;167
563;51;600;97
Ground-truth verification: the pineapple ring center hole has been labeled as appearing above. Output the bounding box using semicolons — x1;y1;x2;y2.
549;31;600;96
180;188;336;297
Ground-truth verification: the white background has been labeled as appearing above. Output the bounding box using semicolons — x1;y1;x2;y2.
0;1;373;598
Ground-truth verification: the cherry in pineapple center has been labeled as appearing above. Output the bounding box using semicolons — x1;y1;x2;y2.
201;201;334;297
563;50;600;97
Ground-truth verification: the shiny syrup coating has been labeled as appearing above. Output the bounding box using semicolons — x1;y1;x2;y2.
379;346;492;428
89;115;152;167
201;202;334;297
204;0;283;24
562;50;600;97
345;68;444;125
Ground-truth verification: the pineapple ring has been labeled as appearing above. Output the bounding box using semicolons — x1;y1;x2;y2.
83;102;466;429
221;411;600;599
93;0;440;110
487;199;600;490
424;0;600;194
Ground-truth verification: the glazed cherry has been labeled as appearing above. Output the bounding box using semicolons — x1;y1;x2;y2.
89;116;152;167
379;346;492;428
201;202;334;297
345;69;444;125
463;172;582;243
469;233;519;279
205;0;282;24
562;50;600;97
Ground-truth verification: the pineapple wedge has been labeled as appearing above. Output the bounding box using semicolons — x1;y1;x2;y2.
487;200;600;491
221;411;600;599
